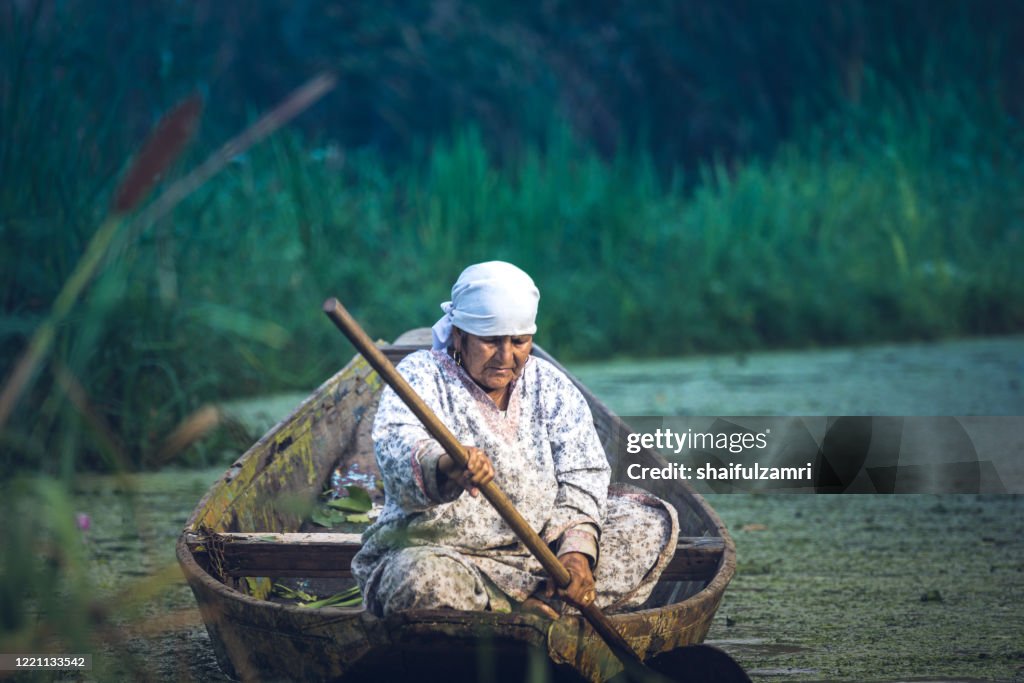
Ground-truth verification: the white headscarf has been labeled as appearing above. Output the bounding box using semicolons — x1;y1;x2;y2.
431;261;540;350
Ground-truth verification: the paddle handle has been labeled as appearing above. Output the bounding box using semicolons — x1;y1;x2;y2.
322;297;642;664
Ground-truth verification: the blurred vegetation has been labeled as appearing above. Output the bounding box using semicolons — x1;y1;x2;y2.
0;470;227;680
1;0;1023;473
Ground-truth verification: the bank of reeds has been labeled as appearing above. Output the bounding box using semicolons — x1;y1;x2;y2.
2;80;1023;472
174;81;1024;362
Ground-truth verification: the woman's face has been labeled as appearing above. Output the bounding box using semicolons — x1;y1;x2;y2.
453;329;533;397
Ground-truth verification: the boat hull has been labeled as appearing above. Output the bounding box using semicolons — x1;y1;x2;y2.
177;333;735;681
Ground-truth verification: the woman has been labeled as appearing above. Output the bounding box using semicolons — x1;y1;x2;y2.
352;261;678;618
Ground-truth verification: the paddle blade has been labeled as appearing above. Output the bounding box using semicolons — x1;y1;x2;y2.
610;644;751;683
645;645;751;683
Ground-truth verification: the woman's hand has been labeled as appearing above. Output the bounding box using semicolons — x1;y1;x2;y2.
438;446;494;497
545;552;597;609
522;552;598;619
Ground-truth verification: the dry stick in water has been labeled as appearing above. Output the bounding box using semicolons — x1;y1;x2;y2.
152;405;221;465
53;360;131;471
0;72;337;429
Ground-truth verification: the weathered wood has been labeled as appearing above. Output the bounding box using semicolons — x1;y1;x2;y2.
381;344;427;364
186;531;725;581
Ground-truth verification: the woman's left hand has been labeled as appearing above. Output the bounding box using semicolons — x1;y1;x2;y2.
545;552;597;609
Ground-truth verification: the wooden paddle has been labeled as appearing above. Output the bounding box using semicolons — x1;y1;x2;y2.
323;297;749;683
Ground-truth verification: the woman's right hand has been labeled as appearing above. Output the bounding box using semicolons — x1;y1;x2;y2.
438;446;494;497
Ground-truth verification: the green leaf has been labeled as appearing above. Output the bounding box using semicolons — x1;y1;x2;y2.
245;576;273;600
273;583;317;602
298;586;362;608
345;513;370;524
326;485;372;512
311;507;347;527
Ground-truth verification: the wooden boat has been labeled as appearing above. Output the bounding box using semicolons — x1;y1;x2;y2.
176;330;736;682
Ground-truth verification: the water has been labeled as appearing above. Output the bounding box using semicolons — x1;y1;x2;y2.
69;469;231;681
569;335;1024;416
70;336;1024;681
704;494;1024;682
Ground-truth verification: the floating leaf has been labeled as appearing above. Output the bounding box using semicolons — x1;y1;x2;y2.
327;485;372;512
325;498;361;512
311;508;347;527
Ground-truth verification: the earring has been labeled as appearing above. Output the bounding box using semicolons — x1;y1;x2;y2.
454;350;463;367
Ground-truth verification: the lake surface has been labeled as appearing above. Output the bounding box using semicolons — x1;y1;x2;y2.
569;335;1024;416
69;335;1024;681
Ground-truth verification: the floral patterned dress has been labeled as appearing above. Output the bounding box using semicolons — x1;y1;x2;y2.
352;350;678;616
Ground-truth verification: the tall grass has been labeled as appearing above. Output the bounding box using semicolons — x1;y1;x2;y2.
0;68;338;678
3;79;1023;473
173;82;1023;365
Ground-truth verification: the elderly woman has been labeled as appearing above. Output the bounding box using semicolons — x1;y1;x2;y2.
352;261;678;618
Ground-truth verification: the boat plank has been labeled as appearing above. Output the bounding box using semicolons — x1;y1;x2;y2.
185;532;724;581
